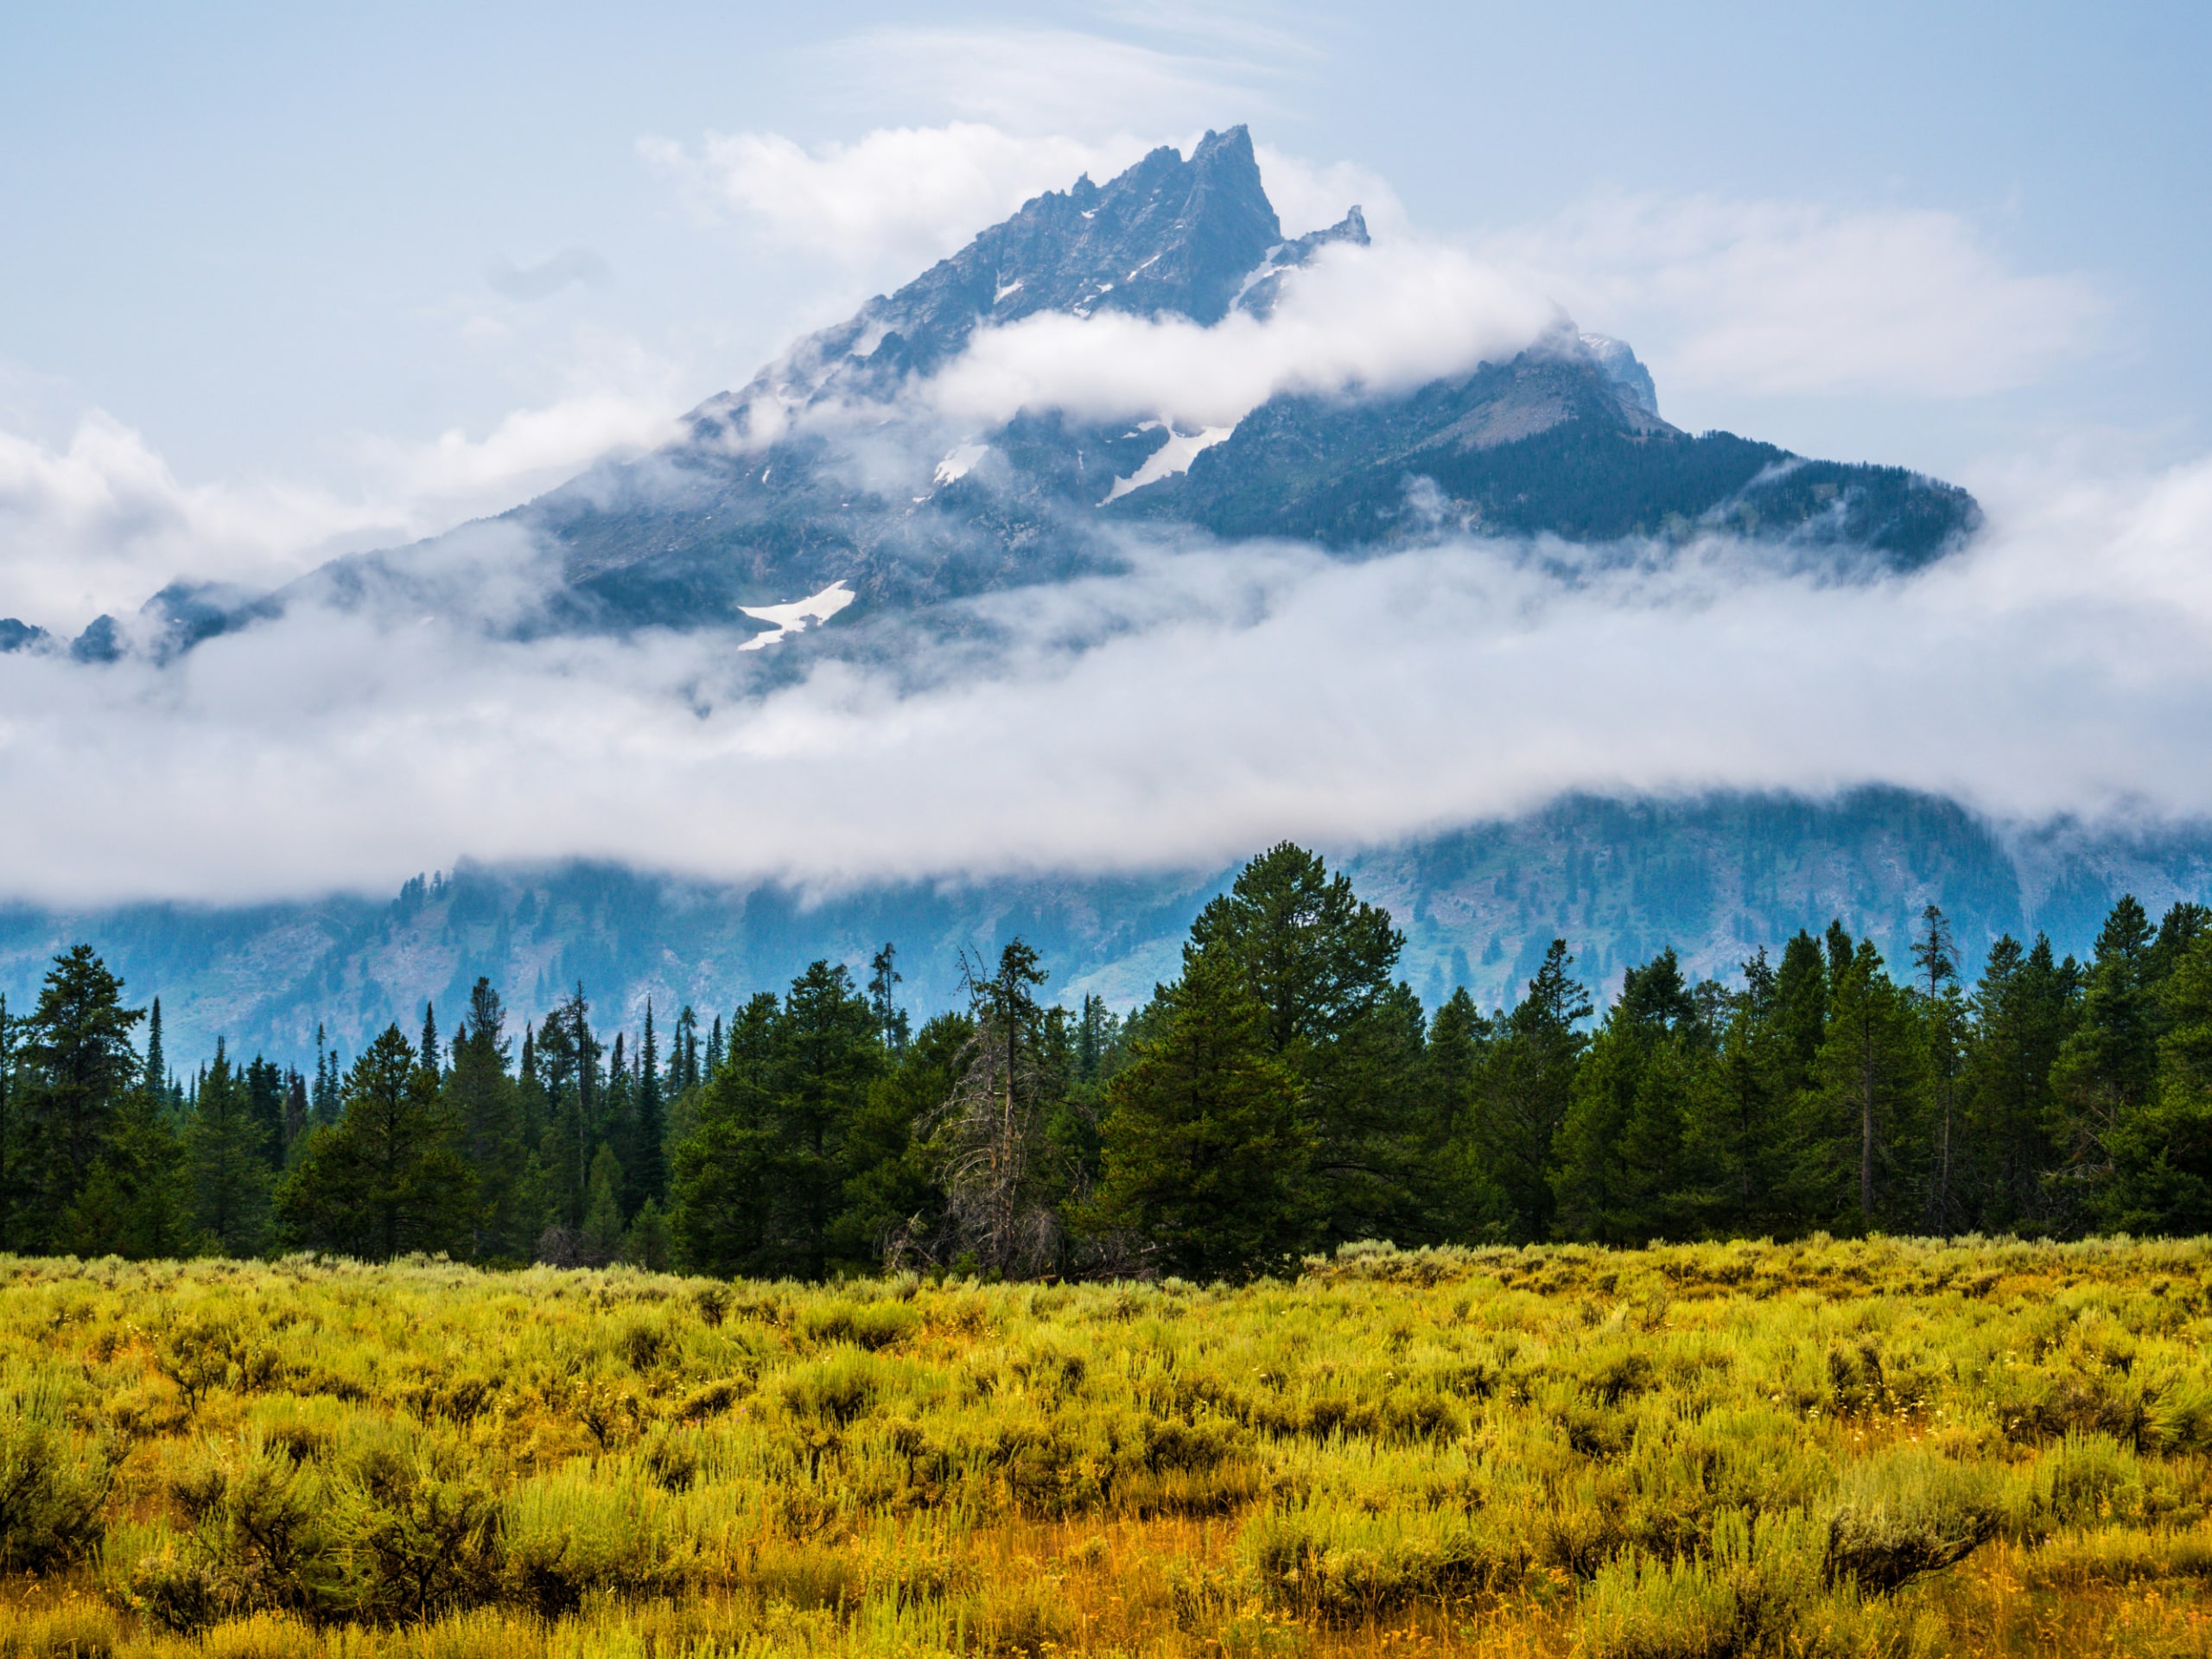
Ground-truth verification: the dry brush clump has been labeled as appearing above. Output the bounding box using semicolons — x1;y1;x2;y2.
5;1240;2212;1656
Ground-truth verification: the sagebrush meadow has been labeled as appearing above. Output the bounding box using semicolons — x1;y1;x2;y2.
8;1238;2212;1657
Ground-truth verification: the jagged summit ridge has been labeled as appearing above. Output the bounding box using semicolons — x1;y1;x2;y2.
699;126;1288;435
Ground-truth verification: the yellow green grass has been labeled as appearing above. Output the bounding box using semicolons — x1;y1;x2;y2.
11;1238;2212;1656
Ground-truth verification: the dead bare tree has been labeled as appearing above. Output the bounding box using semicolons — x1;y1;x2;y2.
893;941;1062;1277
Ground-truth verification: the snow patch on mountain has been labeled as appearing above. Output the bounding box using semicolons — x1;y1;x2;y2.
1102;426;1236;504
934;444;988;485
737;581;855;649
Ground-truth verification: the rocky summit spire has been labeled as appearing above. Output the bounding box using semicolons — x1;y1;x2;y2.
745;127;1286;411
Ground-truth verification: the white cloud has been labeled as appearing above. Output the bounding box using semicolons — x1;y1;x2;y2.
0;413;359;632
810;26;1285;138
921;238;1559;430
5;448;2212;906
0;361;680;633
1488;194;2106;399
642;124;1157;270
1253;144;1404;239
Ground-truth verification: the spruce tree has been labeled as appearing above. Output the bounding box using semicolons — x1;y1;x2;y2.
1554;950;1702;1243
1085;946;1313;1280
635;1002;666;1208
1414;988;1513;1242
283;1071;308;1151
0;995;16;1251
244;1057;285;1160
18;945;145;1246
277;1026;475;1259
868;944;912;1053
143;998;167;1099
449;977;524;1261
1474;939;1592;1241
184;1039;272;1256
580;1143;626;1263
1681;969;1791;1236
2102;929;2212;1231
671;993;782;1275
1803;940;1928;1230
2052;897;2160;1217
841;1010;972;1267
1911;906;1970;1231
779;961;889;1273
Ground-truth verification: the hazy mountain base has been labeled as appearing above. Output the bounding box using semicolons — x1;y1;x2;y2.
3;788;2207;1070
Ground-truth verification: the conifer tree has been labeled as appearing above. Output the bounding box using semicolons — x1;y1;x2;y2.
1681;963;1791;1235
2053;897;2161;1206
1804;940;1928;1229
1474;939;1592;1240
0;995;16;1251
2101;928;2212;1231
60;1086;188;1259
244;1056;285;1159
1416;988;1513;1242
580;1143;626;1262
144;997;167;1098
635;1001;666;1208
671;993;782;1275
868;944;912;1053
1085;946;1313;1280
283;1070;308;1150
843;1010;971;1266
449;977;524;1261
1770;931;1828;1097
277;1026;474;1259
18;945;145;1245
184;1039;272;1256
1554;950;1702;1243
1183;843;1421;1245
766;961;885;1275
926;942;1060;1274
1911;906;1970;1230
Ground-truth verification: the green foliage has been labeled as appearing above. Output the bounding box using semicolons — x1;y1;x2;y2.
1085;947;1313;1280
0;1374;109;1572
184;1042;273;1258
25;878;2212;1292
276;1027;475;1260
1822;1448;2001;1593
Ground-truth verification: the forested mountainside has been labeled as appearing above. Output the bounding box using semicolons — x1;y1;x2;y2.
4;127;1980;661
4;788;2206;1071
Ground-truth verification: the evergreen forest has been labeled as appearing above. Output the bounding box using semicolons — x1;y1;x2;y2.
5;842;2211;1278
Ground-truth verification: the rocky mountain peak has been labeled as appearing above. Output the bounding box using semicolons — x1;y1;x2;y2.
715;126;1286;424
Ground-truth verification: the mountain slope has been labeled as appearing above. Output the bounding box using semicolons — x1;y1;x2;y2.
498;126;1980;637
18;126;1986;659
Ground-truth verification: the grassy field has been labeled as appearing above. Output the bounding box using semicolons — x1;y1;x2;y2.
9;1241;2212;1657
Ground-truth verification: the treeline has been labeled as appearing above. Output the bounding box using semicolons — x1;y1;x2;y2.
3;843;2211;1278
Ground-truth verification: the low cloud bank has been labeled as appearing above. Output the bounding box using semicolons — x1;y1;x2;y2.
923;238;1556;431
0;374;680;635
1484;194;2106;401
1;450;2209;906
